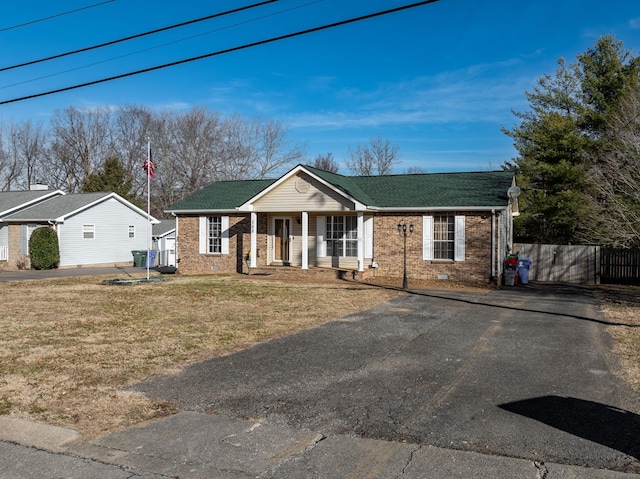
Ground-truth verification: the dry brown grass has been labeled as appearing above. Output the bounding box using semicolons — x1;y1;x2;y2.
0;274;400;439
593;285;640;397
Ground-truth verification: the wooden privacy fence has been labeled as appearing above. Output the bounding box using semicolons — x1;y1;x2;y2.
513;244;640;284
513;244;599;284
600;248;640;284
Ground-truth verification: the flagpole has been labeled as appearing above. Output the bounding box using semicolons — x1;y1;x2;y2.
146;139;151;280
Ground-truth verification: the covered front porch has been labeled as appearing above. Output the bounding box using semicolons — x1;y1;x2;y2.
246;211;372;274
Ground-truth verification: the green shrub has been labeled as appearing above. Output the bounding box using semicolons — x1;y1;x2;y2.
29;227;60;270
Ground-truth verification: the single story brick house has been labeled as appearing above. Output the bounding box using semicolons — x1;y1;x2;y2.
166;165;519;285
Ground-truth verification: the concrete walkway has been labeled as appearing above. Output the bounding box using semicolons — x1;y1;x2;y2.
1;412;639;479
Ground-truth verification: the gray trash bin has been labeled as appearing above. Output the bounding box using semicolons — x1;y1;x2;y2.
504;270;516;286
518;258;531;284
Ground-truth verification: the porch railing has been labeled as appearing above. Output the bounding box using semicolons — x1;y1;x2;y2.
0;245;8;262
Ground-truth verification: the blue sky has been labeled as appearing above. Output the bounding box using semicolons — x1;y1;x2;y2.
1;0;639;174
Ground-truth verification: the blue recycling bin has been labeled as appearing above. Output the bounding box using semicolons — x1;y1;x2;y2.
145;250;157;268
518;258;531;284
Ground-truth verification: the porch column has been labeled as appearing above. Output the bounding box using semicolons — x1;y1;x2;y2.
357;211;364;272
250;212;257;268
301;211;309;270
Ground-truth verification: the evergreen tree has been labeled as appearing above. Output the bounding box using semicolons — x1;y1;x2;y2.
503;35;640;245
82;157;140;206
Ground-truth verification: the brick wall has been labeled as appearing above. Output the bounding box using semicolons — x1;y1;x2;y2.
368;212;494;285
176;214;268;275
176;212;497;285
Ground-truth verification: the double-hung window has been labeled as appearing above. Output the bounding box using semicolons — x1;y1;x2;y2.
207;216;223;254
198;215;229;254
433;216;455;260
128;225;135;239
423;215;465;262
326;215;358;257
83;224;95;240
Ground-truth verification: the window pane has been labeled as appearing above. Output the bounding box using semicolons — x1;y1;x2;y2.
326;215;358;257
433;216;454;260
208;216;222;253
83;224;95;239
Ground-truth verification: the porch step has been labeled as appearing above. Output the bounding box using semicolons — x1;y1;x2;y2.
247;266;368;282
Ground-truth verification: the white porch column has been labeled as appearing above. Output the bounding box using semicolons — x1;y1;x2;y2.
301;211;309;270
250;212;257;268
357;211;364;272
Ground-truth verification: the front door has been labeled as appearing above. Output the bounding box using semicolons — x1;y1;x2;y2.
274;218;291;264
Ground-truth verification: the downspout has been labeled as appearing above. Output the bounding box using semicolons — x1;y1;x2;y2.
491;209;496;281
171;212;179;268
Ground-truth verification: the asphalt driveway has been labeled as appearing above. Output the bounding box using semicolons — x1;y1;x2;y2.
132;283;640;474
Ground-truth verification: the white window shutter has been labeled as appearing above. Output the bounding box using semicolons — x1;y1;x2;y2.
454;215;465;262
364;215;374;259
316;216;326;258
221;216;230;254
423;216;433;260
199;216;207;254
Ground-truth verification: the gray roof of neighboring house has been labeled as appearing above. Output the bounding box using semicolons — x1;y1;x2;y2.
0;190;64;217
2;192;158;223
153;219;175;237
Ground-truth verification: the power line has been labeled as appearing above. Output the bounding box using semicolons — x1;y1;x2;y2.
1;0;320;90
0;0;440;106
0;0;278;73
0;1;115;33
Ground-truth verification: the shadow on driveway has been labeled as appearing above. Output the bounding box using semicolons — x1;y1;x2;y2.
500;396;640;461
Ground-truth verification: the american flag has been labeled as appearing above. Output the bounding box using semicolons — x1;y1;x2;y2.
143;149;155;179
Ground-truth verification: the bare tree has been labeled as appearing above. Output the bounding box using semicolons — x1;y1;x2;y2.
405;165;427;174
312;152;339;173
9;120;46;189
582;88;640;247
44;106;113;192
346;135;400;176
0;127;22;191
112;105;154;199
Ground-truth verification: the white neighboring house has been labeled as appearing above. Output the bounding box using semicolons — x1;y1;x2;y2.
152;219;176;267
1;191;159;269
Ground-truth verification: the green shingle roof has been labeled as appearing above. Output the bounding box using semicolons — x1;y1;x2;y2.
166;167;514;211
167;179;276;212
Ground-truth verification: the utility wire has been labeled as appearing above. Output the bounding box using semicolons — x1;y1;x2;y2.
0;1;115;33
0;0;278;72
1;0;320;90
0;0;440;106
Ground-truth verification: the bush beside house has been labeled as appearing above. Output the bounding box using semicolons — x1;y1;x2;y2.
29;227;60;270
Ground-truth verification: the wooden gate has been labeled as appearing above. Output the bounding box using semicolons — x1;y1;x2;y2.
513;244;600;284
600;248;640;284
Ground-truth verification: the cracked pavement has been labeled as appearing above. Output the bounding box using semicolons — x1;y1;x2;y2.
2;283;640;478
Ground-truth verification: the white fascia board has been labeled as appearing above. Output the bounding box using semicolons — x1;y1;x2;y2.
0;190;66;217
166;209;241;215
236;165;368;212
60;193;161;224
373;206;509;212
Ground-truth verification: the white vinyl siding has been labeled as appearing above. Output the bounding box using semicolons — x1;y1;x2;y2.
198;216;229;255
253;174;355;212
57;198;150;267
423;215;465;262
